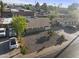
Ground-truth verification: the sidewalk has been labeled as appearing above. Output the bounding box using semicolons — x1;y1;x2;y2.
13;30;79;58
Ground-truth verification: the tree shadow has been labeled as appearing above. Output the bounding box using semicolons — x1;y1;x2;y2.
36;36;50;44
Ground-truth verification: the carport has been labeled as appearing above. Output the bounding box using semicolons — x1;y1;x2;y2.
0;18;12;37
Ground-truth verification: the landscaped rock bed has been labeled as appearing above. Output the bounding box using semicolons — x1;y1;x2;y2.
24;31;67;53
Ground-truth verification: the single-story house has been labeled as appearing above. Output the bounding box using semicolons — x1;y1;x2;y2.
18;9;34;17
1;8;35;18
53;8;79;27
27;18;50;28
0;17;50;29
0;18;12;28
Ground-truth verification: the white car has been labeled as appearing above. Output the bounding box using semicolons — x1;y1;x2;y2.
0;28;6;37
9;28;17;37
44;26;50;31
9;37;19;49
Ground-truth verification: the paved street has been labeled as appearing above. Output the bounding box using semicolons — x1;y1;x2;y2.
0;38;10;55
57;36;79;58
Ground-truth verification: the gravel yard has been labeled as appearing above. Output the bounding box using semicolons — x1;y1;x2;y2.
24;31;60;53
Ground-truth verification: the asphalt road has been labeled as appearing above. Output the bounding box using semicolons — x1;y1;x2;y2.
57;36;79;58
0;38;10;55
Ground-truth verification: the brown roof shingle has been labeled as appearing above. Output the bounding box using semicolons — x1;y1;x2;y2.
27;18;50;28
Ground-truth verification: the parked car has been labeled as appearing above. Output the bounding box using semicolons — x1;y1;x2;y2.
0;28;6;37
8;28;17;37
9;37;19;49
44;26;50;31
65;26;76;30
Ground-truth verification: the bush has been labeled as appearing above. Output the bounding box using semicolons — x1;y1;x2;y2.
55;35;67;45
23;27;45;35
20;38;28;55
20;46;28;55
48;30;52;37
48;30;56;37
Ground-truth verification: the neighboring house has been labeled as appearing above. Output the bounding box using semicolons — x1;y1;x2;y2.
11;8;19;16
2;8;12;18
0;18;12;28
1;8;35;18
35;12;48;17
35;12;49;17
55;8;79;27
59;19;79;27
18;9;34;17
34;9;49;17
0;18;13;37
27;18;50;28
0;17;50;29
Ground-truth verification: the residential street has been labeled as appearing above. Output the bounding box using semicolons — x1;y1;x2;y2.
0;38;10;55
57;36;79;58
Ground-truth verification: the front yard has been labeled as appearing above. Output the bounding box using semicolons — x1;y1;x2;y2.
23;31;66;54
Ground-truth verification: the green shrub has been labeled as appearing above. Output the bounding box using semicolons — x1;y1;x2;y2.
23;27;45;35
20;46;28;55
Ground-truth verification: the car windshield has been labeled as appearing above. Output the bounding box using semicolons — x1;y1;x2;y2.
0;30;4;33
11;39;16;45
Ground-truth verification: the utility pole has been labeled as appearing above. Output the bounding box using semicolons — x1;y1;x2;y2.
0;1;4;18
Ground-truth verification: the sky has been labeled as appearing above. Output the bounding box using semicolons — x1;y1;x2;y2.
2;0;79;7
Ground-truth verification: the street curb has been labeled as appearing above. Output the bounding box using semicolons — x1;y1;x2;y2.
8;48;20;58
9;52;20;58
54;35;79;58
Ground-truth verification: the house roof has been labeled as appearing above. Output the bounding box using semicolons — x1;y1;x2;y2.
0;18;12;24
3;8;11;12
0;17;50;28
19;9;32;12
27;18;50;28
11;9;19;12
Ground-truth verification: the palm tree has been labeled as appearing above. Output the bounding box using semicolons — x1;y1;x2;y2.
12;16;28;54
